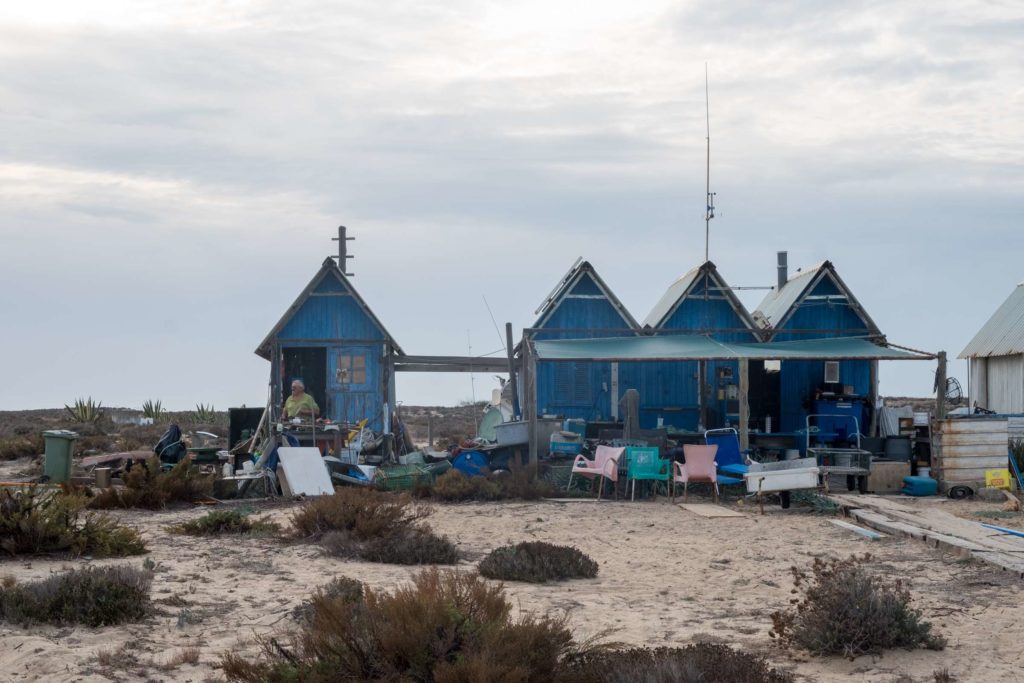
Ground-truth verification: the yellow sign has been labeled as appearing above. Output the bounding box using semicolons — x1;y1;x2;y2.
985;469;1011;490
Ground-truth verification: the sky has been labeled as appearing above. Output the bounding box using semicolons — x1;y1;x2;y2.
1;0;1022;411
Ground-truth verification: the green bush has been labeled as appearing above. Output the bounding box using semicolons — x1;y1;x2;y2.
142;399;164;420
770;554;945;657
89;459;214;510
292;576;364;623
0;565;151;626
222;568;577;682
168;509;280;536
357;527;460;565
564;643;793;683
0;488;146;558
479;540;598;585
479;541;598;583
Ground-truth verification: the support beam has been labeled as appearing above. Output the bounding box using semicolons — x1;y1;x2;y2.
869;360;879;437
525;338;539;465
393;356;511;373
738;358;750;451
936;351;948;421
505;323;520;419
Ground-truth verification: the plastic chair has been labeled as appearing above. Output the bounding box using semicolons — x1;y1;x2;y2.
625;447;671;501
568;445;623;500
674;444;719;503
704;428;754;486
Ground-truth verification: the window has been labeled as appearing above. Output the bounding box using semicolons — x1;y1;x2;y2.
553;362;592;405
337;353;367;384
824;361;841;384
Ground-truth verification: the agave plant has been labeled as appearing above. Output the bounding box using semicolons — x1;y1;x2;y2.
64;397;103;424
141;399;163;420
191;403;217;424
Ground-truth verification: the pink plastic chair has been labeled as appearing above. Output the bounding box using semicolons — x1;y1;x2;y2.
674;444;719;503
568;445;623;500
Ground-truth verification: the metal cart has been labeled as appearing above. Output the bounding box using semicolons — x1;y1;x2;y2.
805;414;872;494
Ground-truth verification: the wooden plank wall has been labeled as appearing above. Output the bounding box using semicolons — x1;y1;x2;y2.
934;417;1009;490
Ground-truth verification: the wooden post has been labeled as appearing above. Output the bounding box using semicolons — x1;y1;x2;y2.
868;360;879;437
505;322;520;419
935;351;948;421
525;337;539;465
738;358;750;451
698;360;707;430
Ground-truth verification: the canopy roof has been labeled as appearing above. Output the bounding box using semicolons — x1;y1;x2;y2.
533;335;933;362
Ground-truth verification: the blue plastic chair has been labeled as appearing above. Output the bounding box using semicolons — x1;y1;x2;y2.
624;447;671;501
703;428;752;486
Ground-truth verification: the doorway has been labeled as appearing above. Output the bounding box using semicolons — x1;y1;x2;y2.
281;347;327;415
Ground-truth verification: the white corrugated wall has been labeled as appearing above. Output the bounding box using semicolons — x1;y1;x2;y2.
985;354;1024;413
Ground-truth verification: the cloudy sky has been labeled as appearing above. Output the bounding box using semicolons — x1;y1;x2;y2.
1;0;1021;411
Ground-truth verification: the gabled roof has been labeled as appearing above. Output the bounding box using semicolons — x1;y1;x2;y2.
531;258;640;332
643;260;759;334
959;281;1024;359
255;257;403;359
753;260;880;336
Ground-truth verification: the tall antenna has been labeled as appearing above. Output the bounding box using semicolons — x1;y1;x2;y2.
704;63;715;264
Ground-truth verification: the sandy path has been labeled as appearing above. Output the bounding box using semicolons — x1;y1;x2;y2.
0;496;1021;682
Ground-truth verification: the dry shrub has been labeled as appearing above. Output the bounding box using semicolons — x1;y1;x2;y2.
0;434;44;461
89;459;214;510
770;554;945;658
429;462;555;502
290;487;428;541
564;643;793;683
0;488;145;558
0;565;151;626
292;576;364;623
479;541;598;583
222;568;576;683
168;509;280;536
298;489;459;565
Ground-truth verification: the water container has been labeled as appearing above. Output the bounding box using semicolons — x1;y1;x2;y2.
563;419;586;437
901;476;938;497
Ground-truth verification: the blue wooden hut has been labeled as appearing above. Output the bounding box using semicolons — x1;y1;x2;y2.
526;259;640;421
753;260;881;432
635;261;762;430
255;257;403;432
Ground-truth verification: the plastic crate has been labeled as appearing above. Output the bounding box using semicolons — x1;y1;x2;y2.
375;464;430;491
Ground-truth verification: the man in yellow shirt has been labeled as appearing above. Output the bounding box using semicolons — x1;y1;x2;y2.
283;379;320;420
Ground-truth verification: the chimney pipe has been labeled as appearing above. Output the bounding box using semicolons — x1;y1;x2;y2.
776;251;788;291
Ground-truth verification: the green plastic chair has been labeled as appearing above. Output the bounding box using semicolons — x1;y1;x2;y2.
625;447;671;501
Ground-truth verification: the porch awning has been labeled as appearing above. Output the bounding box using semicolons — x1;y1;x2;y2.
532;335;934;362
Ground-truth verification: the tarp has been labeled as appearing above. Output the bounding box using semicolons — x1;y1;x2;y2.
533;335;933;362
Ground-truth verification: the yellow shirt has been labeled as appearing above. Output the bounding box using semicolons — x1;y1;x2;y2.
284;393;319;418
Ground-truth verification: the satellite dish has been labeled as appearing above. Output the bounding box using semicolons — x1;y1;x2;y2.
945;377;964;404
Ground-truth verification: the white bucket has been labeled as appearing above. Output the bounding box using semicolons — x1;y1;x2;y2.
784;449;801;460
918;467;931;479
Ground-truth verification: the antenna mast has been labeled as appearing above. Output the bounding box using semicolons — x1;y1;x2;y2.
704;64;715;263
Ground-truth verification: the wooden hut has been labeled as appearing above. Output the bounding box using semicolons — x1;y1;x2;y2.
255;257;402;432
637;261;762;430
753;259;881;433
524;259;640;422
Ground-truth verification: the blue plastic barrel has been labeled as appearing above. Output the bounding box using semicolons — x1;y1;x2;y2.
901;476;938;497
452;450;489;477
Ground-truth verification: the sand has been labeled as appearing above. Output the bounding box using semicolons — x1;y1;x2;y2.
1;493;1023;682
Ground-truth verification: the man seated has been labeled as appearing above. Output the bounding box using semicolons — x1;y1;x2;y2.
283;379;320;420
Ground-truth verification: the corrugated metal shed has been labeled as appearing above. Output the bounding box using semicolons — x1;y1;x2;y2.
959;282;1024;359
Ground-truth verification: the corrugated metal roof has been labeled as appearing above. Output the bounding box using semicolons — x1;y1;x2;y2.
642;264;703;327
959;283;1024;359
531;260;640;332
534;335;932;361
752;262;825;328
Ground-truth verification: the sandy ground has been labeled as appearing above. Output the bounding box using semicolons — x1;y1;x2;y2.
1;486;1023;682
